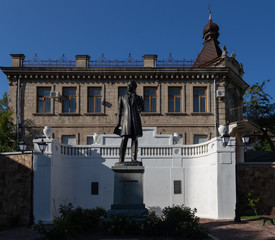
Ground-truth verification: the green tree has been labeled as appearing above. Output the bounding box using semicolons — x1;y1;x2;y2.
0;92;17;152
244;80;275;152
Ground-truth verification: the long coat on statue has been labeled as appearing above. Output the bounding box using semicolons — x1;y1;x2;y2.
117;93;144;137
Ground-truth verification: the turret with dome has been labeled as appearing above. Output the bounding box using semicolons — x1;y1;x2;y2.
194;12;222;67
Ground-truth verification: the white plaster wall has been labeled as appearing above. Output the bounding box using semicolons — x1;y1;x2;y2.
33;154;52;223
51;155;117;214
33;128;236;223
184;156;218;219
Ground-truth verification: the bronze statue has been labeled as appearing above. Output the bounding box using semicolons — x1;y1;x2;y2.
114;80;144;162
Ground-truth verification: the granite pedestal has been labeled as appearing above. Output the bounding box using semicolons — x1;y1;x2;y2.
108;162;148;217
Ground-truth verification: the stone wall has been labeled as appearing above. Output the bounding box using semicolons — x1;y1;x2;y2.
8;73;232;146
0;153;32;225
237;163;275;215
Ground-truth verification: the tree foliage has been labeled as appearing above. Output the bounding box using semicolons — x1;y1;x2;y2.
244;80;275;152
0;92;17;152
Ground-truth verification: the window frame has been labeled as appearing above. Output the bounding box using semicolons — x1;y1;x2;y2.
193;134;208;144
118;86;128;99
173;180;182;194
91;182;99;195
37;87;52;113
168;86;182;113
88;87;102;113
193;87;207;113
61;135;76;145
229;94;240;122
63;87;77;113
144;87;158;113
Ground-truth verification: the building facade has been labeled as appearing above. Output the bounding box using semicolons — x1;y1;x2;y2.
1;15;248;146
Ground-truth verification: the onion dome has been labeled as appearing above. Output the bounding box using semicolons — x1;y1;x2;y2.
203;12;220;42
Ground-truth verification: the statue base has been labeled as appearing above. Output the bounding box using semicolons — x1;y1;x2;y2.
108;163;148;217
115;161;143;166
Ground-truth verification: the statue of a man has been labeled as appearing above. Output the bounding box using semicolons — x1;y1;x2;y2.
114;80;144;162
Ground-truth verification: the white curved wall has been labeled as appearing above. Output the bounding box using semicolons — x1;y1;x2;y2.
33;127;236;223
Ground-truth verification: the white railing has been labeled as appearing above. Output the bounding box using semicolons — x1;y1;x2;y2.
182;143;209;156
59;141;211;158
140;147;173;156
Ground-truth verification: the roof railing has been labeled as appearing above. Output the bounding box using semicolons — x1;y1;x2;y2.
23;53;195;68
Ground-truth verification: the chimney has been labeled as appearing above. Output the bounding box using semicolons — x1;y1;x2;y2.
10;54;25;67
75;55;90;68
143;55;157;68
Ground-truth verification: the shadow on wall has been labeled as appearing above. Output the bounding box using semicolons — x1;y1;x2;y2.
50;148;115;213
23;119;42;146
0;153;32;226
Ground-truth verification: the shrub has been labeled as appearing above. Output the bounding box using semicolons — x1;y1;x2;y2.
162;205;208;238
142;210;164;236
37;203;207;239
40;203;106;239
102;215;142;236
247;192;260;216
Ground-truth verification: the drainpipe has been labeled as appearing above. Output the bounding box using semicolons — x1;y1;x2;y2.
29;150;34;226
17;76;21;147
214;76;217;137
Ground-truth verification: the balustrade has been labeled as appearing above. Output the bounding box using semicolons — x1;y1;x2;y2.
59;141;210;158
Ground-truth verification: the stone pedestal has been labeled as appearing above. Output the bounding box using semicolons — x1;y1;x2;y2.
108;162;148;217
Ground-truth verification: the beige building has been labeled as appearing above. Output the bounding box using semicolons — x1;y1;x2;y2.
1;15;248;146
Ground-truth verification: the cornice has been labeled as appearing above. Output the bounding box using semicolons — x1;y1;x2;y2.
31;123;215;128
1;66;248;91
1;67;229;81
227;68;249;92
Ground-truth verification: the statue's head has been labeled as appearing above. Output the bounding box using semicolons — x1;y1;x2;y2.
127;80;137;93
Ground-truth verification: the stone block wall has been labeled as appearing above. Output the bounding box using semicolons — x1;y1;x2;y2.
237;163;275;215
10;74;228;146
0;153;32;225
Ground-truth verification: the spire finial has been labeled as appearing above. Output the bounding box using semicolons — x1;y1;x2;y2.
208;1;212;21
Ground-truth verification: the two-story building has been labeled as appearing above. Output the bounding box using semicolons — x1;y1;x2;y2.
1;14;248;147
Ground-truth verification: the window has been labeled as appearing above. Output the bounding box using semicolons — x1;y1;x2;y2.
118;87;127;113
118;87;127;98
91;182;99;195
37;87;51;113
61;135;76;145
168;87;181;112
174;180;182;194
144;87;157;112
88;87;102;113
63;87;76;113
194;135;208;144
193;87;206;112
229;96;238;122
87;136;93;145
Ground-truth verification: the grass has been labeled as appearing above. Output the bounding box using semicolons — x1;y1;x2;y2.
241;215;275;224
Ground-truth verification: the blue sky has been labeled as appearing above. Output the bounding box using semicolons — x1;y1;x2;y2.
0;0;274;102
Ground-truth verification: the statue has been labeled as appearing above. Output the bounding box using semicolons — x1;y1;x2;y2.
114;80;144;162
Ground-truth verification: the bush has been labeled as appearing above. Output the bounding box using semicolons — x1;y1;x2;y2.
102;216;141;236
162;205;207;238
37;203;207;239
142;210;164;236
39;203;106;239
247;192;260;216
